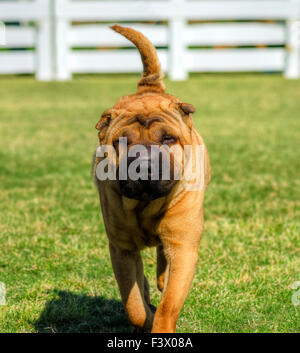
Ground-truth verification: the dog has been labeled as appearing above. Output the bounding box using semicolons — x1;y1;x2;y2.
93;25;210;333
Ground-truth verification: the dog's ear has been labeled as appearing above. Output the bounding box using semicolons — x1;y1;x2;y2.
177;103;196;129
95;110;111;130
95;109;112;141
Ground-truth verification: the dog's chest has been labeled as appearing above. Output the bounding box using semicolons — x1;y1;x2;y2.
118;212;160;250
115;198;165;250
136;215;161;248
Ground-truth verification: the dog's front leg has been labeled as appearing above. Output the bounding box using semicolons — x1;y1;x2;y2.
152;244;198;333
109;242;154;331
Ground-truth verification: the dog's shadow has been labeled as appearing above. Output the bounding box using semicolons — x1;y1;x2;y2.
33;289;132;333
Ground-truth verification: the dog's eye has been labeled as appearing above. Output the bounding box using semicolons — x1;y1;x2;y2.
161;135;177;144
113;137;131;148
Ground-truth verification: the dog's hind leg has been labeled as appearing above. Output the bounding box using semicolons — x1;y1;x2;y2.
156;245;168;292
143;275;150;304
109;242;154;332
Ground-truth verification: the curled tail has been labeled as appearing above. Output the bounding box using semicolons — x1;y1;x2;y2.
111;24;165;94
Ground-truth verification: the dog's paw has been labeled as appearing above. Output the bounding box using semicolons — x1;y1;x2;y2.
132;327;149;333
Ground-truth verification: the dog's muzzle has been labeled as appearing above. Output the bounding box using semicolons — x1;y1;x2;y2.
118;145;177;201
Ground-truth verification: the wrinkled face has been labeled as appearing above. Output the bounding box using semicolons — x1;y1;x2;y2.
96;94;195;201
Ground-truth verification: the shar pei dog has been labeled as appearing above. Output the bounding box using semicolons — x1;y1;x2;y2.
93;25;210;333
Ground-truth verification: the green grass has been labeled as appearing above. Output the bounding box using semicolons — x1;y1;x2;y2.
0;73;299;333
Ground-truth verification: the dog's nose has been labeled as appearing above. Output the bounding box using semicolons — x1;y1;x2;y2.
119;145;175;201
127;155;152;179
127;145;163;180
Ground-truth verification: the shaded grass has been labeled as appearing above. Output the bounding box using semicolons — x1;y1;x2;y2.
0;73;299;332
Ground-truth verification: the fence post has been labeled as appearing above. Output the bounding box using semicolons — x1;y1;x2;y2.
169;0;187;80
285;0;300;78
54;0;71;80
36;0;54;81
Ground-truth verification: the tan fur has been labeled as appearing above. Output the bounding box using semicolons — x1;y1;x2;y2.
93;25;210;333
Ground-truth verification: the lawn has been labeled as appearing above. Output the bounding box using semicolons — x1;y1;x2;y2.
0;73;299;333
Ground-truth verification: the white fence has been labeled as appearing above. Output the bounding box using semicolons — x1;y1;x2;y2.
0;0;300;81
0;0;53;80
